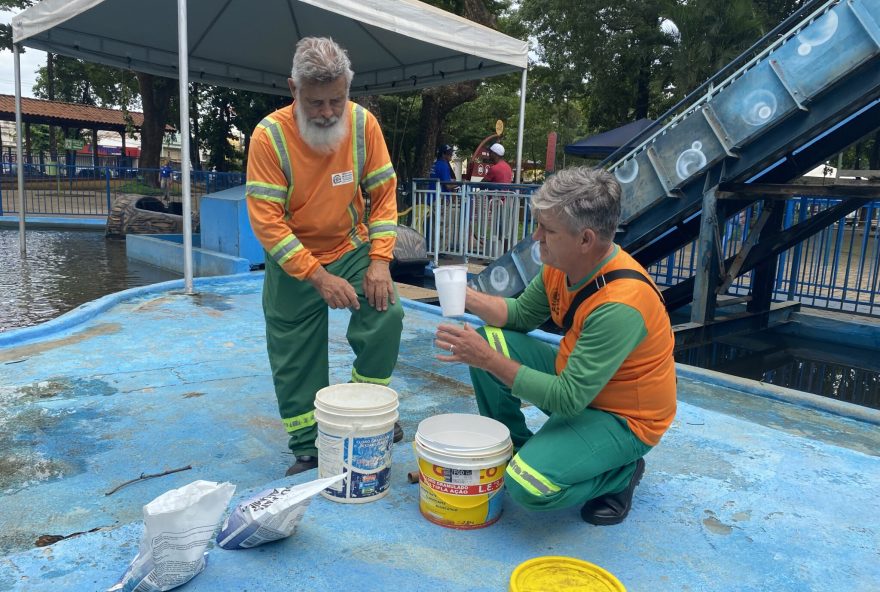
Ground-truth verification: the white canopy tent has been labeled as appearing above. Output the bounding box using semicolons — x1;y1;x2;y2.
11;0;529;291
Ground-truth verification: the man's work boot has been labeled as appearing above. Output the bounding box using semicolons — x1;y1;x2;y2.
393;422;404;443
285;455;318;476
580;457;645;526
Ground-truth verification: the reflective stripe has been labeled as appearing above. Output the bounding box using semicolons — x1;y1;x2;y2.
346;204;365;249
257;116;292;191
506;455;561;497
483;327;510;358
369;219;397;229
363;162;396;191
282;410;316;433
368;220;398;240
246;182;288;203
347;226;365;249
351;104;366;186
351;368;391;385
269;234;303;265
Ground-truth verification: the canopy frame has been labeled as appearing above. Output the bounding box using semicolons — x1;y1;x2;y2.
12;0;529;291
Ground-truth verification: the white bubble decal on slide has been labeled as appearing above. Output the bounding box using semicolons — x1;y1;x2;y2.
742;89;779;126
676;141;707;180
797;10;838;56
614;159;639;184
530;241;542;265
490;266;510;291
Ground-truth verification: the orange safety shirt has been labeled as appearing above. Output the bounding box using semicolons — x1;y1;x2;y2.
544;250;677;445
246;102;398;279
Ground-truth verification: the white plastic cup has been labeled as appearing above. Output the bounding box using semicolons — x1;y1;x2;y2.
432;265;468;317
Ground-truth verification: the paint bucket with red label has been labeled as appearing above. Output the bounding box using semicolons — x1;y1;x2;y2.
414;413;513;529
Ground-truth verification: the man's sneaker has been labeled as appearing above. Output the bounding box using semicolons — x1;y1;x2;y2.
580;457;645;526
393;422;404;443
285;455;318;476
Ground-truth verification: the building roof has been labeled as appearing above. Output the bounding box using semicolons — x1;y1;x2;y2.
0;94;145;131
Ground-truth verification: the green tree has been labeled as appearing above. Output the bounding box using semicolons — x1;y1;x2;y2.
519;0;674;131
0;1;31;52
407;0;514;180
665;0;764;100
753;0;808;31
33;55;138;107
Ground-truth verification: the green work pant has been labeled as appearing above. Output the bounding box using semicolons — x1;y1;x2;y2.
263;244;404;456
470;327;652;511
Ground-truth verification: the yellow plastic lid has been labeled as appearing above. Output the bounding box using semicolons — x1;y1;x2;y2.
509;556;626;592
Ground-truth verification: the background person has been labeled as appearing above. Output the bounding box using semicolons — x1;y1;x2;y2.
246;37;404;477
434;166;676;525
160;161;173;202
482;142;513;184
429;144;457;192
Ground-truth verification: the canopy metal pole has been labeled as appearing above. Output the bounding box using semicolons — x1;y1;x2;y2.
177;0;193;293
13;44;26;255
514;68;527;184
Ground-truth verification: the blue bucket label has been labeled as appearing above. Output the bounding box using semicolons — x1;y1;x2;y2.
345;431;394;471
321;466;391;499
318;428;393;499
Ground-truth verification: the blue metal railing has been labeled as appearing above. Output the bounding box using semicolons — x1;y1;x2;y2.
647;198;880;316
407;179;541;265
0;163;245;217
407;183;880;318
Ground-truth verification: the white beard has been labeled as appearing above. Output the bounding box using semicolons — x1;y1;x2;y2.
295;99;349;154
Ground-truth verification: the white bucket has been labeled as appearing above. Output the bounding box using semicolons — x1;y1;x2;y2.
414;413;513;529
432;265;468;317
314;383;399;504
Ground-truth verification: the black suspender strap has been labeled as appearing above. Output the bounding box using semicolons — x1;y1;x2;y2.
560;269;665;333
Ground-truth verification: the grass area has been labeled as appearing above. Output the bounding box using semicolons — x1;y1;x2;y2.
117;180;164;196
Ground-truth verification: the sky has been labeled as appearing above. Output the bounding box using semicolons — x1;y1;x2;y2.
0;10;45;98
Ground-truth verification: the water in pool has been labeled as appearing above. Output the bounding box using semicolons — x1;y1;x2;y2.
1;228;180;332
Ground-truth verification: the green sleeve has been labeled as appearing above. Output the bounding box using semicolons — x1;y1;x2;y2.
511;302;647;415
503;270;551;331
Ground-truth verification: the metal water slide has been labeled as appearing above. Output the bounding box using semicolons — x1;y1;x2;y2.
472;0;880;316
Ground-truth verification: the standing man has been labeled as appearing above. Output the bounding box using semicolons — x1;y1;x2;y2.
435;167;676;524
482;142;513;184
159;160;173;202
247;37;404;476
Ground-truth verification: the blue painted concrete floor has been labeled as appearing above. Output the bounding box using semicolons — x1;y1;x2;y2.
0;273;878;591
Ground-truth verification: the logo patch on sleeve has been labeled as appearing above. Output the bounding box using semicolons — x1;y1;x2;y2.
331;171;354;186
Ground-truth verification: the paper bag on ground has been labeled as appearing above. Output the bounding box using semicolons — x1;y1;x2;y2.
216;473;345;549
108;480;236;592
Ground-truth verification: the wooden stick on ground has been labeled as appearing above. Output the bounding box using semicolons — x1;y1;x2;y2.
105;465;193;496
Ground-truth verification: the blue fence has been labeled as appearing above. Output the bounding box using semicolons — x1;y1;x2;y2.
648;197;880;316
407;179;541;264
405;183;880;319
0;163;245;217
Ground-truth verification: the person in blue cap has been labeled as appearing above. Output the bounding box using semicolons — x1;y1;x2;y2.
429;144;457;192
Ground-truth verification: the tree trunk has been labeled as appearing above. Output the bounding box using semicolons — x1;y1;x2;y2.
412;0;496;178
189;83;201;170
47;53;57;161
136;72;176;185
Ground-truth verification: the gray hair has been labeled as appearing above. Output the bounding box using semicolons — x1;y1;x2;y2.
530;167;621;241
291;37;354;87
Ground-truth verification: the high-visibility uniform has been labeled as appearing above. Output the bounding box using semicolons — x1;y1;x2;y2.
247;101;403;457
470;246;676;510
